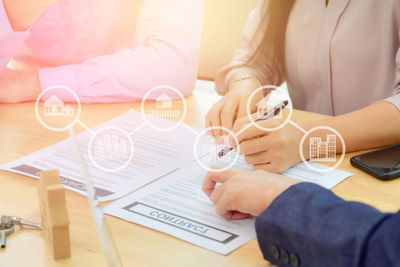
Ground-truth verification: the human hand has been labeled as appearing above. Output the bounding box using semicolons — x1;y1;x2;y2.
231;115;305;173
205;75;265;138
3;0;59;31
0;68;41;103
202;167;299;220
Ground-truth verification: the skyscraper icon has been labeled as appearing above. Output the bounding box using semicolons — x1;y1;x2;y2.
310;134;336;161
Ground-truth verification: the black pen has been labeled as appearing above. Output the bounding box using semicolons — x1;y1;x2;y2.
217;100;289;158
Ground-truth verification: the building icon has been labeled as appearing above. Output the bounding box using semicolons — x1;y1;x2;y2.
310;134;336;162
94;134;129;162
204;135;232;163
44;95;74;116
150;93;180;119
156;93;172;109
256;97;282;119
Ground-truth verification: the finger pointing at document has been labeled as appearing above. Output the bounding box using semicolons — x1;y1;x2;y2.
202;167;299;220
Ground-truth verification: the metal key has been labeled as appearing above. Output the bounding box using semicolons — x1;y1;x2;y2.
0;224;15;248
0;216;13;229
1;215;42;229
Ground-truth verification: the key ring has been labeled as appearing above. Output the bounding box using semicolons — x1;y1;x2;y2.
1;224;15;248
1;224;15;235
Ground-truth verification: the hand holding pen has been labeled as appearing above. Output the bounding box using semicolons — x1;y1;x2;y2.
218;100;289;157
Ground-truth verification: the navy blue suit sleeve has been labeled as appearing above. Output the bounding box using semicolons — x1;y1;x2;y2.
255;182;400;267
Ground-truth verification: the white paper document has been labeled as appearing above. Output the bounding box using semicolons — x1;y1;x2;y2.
0;110;201;201
283;162;353;189
202;154;353;189
104;156;352;255
104;161;257;255
1;108;353;254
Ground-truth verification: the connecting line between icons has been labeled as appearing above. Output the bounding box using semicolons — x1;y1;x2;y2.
231;119;307;140
128;123;147;136
78;120;95;134
233;123;253;138
180;117;307;141
234;120;306;138
288;120;307;134
182;123;201;136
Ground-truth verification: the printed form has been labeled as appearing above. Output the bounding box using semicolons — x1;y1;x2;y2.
0;110;201;201
1;109;353;253
104;161;257;255
104;155;353;254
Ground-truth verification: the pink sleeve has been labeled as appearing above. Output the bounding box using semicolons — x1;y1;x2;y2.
38;0;203;103
214;0;271;95
0;1;30;74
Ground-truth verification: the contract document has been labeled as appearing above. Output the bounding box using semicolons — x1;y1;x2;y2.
104;157;352;254
0;110;201;201
104;161;257;255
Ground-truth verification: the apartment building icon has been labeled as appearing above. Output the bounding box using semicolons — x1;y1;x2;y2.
310;134;336;162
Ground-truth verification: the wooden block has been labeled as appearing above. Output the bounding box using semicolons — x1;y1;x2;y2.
38;170;71;260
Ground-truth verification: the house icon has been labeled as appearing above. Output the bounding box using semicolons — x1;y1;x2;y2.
256;97;283;119
155;93;172;109
63;105;74;116
44;95;74;116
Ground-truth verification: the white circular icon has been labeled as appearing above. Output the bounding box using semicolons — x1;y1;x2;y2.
141;85;187;132
246;85;293;132
193;126;240;172
299;126;346;173
88;126;134;172
35;85;81;132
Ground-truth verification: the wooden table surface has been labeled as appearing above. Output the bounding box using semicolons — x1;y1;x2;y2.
0;91;399;267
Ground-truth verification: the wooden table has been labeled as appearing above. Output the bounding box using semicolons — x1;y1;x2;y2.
1;91;399;267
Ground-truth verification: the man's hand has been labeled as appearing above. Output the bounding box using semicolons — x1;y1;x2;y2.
3;0;59;31
0;68;41;103
202;167;299;220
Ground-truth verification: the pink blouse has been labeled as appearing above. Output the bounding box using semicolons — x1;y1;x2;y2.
216;0;400;115
0;0;203;103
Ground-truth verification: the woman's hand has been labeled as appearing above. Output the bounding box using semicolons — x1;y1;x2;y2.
0;69;41;103
205;72;264;138
232;115;305;173
202;167;299;220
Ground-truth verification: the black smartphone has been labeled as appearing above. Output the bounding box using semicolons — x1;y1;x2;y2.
350;144;400;181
